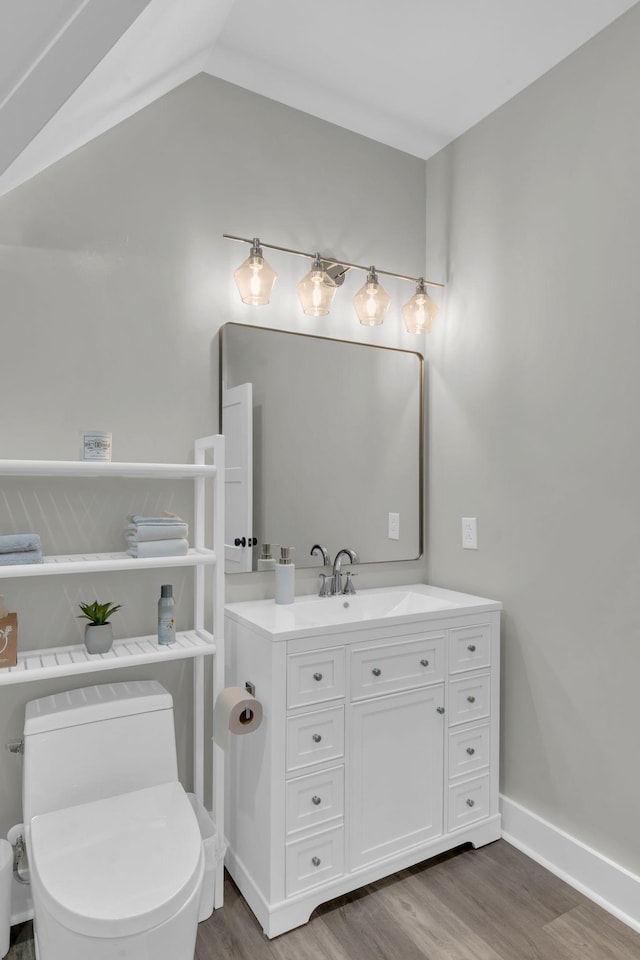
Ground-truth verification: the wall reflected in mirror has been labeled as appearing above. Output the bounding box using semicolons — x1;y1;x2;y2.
219;323;423;573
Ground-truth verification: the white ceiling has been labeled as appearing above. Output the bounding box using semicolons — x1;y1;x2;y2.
0;0;637;198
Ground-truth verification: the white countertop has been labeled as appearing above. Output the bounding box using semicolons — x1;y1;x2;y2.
225;583;502;641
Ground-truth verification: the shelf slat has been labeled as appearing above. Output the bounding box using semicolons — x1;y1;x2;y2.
0;459;217;478
0;630;216;685
0;548;216;578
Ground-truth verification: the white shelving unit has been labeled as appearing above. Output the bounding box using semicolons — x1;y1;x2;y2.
0;549;216;580
0;435;226;909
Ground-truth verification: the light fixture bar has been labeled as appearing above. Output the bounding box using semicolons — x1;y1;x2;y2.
223;234;444;289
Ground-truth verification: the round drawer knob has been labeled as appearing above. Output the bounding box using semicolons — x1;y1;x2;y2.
313;672;323;681
466;747;476;756
420;659;429;667
436;706;445;714
466;798;475;807
311;856;321;867
312;734;322;743
467;695;476;703
468;644;477;652
372;667;382;677
312;795;322;806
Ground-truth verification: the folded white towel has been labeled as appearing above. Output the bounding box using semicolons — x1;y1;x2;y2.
128;513;186;525
0;549;43;565
0;533;41;554
126;521;188;541
126;538;189;559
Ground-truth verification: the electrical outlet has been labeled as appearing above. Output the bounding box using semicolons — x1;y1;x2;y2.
462;517;478;549
388;512;400;540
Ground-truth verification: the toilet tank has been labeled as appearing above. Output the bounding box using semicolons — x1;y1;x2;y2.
23;680;180;822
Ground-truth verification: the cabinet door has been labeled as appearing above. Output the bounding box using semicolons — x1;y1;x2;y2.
349;685;444;870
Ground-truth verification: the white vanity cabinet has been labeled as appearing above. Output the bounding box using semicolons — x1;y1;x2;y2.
224;584;501;938
349;630;445;870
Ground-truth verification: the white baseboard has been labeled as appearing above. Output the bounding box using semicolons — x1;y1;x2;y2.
500;794;640;934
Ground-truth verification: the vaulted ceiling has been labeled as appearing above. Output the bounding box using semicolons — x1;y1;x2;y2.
0;0;637;198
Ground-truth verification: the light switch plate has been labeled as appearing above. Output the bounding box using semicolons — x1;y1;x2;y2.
462;517;478;549
388;512;400;540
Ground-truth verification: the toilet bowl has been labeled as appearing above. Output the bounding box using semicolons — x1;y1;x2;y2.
22;681;206;960
28;782;203;960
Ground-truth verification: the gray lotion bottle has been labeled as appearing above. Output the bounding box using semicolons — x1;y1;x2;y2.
275;546;295;604
158;584;176;645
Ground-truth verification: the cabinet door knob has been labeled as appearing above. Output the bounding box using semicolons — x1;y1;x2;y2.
436;706;445;714
312;795;322;806
466;747;475;756
466;798;475;807
420;658;429;667
467;695;476;703
467;644;477;652
311;856;321;867
312;734;322;743
313;672;323;681
372;667;382;677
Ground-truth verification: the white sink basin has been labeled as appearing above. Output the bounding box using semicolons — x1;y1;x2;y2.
288;590;458;627
225;583;501;640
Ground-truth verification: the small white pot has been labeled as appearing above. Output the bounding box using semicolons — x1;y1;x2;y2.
84;622;113;655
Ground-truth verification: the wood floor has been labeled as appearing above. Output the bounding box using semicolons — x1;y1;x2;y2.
8;841;640;960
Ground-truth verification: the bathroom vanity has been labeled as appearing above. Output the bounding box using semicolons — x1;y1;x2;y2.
224;584;502;937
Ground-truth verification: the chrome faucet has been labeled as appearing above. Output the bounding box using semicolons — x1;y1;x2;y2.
312;544;333;596
310;544;331;567
331;548;359;595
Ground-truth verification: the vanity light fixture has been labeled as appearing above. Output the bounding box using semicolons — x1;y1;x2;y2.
233;238;278;305
224;234;443;333
402;278;438;334
353;268;391;326
297;253;337;317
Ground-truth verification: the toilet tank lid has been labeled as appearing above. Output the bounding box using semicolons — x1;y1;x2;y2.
24;681;173;735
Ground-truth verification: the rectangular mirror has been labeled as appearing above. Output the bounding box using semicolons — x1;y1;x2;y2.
219;322;423;572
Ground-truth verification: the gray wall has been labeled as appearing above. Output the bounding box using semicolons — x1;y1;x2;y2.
426;4;640;873
0;75;428;836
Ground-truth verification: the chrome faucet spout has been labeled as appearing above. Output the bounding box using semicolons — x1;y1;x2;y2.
331;548;359;595
310;544;331;567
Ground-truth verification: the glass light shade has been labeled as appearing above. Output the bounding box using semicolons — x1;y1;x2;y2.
353;269;391;326
402;281;438;333
234;244;277;305
297;257;337;316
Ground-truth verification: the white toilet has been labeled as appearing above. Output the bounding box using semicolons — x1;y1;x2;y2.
22;680;205;960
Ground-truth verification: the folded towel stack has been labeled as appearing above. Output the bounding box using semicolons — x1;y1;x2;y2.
0;533;43;565
126;514;189;559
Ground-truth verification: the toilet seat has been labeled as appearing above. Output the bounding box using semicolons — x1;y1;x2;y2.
29;781;203;939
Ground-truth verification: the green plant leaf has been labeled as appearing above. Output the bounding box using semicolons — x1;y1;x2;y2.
77;601;123;624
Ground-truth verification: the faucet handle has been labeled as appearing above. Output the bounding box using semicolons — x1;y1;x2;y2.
318;573;331;597
343;572;358;595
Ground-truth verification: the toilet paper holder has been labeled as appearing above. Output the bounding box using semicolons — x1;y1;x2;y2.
243;681;255;722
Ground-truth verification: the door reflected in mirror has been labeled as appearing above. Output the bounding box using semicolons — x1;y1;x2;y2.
219;323;423;573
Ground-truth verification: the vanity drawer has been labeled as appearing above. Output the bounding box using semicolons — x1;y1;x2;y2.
285;825;344;897
351;634;444;701
287;647;346;708
287;705;345;772
449;624;491;674
448;673;490;726
286;765;344;836
448;774;490;830
448;723;490;779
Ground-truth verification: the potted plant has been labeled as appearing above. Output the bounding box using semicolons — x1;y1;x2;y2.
78;601;123;654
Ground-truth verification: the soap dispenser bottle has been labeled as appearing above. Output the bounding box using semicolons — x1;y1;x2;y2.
275;546;295;604
257;543;276;571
